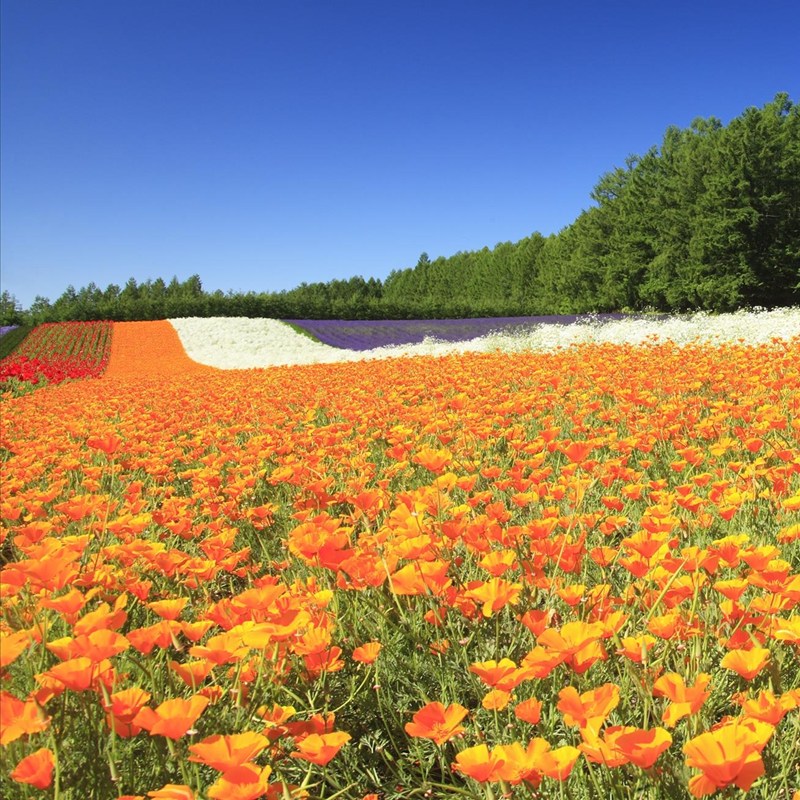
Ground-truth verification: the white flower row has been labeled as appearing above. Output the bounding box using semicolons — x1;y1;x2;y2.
169;308;800;370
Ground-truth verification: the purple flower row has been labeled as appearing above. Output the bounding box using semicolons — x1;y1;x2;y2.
287;314;638;351
0;325;19;338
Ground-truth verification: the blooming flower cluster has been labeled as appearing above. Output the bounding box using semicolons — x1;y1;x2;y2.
1;314;799;799
0;320;112;387
170;307;800;368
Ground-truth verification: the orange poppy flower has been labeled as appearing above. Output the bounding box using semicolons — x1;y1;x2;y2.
352;642;381;664
133;694;210;739
519;646;564;679
578;726;630;768
169;659;214;689
537;620;607;673
188;732;269;772
617;634;657;663
147;598;189;620
290;731;351;766
87;433;123;456
389;560;452;597
206;763;272;800
557;683;620;730
104;687;152;737
464;577;523;617
720;647;770;680
10;747;55;789
610;726;673;769
491;738;574;786
736;689;797;725
0;691;50;745
514;697;542;725
469;658;524;690
453;743;507;782
683;719;774;797
404;702;469;745
146;785;195;800
73;598;128;636
50;629;130;662
653;673;712;727
413;447;452;473
0;629;32;669
39;656;114;693
482;689;511;711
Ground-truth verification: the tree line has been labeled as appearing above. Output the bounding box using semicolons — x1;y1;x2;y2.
2;93;798;325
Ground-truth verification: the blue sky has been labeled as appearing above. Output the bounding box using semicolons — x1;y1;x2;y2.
2;0;798;310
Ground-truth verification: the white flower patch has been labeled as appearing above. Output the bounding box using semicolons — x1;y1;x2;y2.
170;308;800;370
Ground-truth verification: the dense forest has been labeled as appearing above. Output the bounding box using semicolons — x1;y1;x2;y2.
2;94;798;325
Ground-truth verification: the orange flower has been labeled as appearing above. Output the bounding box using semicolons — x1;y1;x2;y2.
578;726;630;768
351;642;381;664
453;743;507;782
10;747;55;789
413;447;452;473
87;433;123;455
389;560;452;597
653;673;712;727
736;689;797;725
39;656;114;693
0;691;50;745
610;726;673;769
514;697;542;725
146;785;195;800
0;629;32;669
720;647;770;680
147;598;189;620
134;695;210;739
617;634;657;663
492;739;568;786
170;659;214;689
206;763;272;800
537;620;607;673
469;658;524;690
557;683;620;730
188;732;269;772
404;702;469;745
104;687;152;737
482;689;511;710
464;577;522;617
683;720;774;796
290;731;351;766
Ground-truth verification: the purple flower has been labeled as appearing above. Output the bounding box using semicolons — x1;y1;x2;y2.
286;315;637;351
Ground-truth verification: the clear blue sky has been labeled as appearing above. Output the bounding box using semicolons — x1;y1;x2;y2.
2;0;798;310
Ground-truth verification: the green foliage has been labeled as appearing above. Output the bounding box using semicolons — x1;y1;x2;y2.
0;326;32;359
14;94;800;323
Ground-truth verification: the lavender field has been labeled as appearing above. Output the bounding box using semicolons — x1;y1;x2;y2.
287;313;650;350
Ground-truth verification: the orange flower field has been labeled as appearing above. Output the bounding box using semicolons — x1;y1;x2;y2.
1;321;799;799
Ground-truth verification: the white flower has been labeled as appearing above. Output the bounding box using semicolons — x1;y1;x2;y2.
169;308;800;370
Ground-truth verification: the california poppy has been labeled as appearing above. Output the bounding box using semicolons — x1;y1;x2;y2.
404;702;468;745
0;692;50;745
352;642;381;664
683;719;774;796
206;763;272;800
290;731;351;766
133;695;210;739
188;732;269;772
653;673;712;727
720;647;770;680
10;747;55;789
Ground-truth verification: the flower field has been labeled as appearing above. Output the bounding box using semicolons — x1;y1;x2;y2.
282;316;639;351
1;315;800;800
170;308;800;368
0;321;112;389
